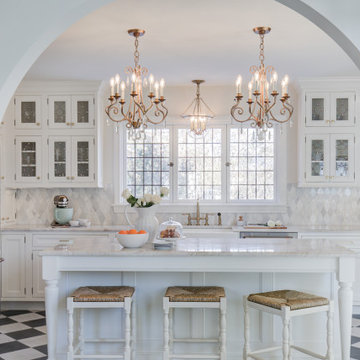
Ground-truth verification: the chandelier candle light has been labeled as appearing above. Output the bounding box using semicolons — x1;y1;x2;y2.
182;80;214;136
105;29;168;140
230;27;294;139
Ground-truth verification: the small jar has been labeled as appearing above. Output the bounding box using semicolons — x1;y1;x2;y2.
237;216;245;227
157;217;184;240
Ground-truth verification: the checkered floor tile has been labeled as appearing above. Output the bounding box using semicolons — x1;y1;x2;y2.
1;310;360;359
0;310;46;360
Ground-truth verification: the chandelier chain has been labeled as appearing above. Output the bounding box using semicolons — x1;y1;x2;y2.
134;37;140;67
259;34;265;66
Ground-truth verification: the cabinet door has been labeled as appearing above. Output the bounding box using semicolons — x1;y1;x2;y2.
305;92;330;127
48;95;71;129
32;250;45;298
71;136;95;182
330;92;355;126
71;95;95;128
1;189;16;224
330;134;355;182
48;136;71;182
2;235;26;298
15;136;42;182
305;134;329;182
14;96;42;129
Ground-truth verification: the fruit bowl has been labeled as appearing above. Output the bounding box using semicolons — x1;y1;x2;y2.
116;232;149;248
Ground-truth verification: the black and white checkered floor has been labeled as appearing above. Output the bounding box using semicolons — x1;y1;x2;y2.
1;310;360;359
0;310;47;360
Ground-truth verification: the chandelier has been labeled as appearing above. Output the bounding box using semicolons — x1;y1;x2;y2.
230;27;293;139
182;80;214;136
105;29;168;140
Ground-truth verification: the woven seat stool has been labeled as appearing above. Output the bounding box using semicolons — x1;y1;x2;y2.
163;286;226;360
67;286;135;360
244;290;334;360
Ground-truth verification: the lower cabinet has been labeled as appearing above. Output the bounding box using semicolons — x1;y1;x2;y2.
1;232;115;301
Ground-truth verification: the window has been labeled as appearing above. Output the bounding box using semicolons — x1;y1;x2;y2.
126;128;170;198
177;128;222;200
121;123;285;208
229;128;274;200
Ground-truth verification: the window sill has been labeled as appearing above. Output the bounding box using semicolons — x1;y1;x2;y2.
113;202;287;214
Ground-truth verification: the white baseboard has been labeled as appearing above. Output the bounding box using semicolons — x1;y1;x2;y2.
0;301;45;311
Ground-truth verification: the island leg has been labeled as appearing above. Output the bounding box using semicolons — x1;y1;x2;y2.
338;281;353;360
45;279;59;360
337;257;355;360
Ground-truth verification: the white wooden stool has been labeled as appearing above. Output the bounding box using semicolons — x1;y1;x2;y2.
67;286;135;360
163;286;226;360
244;290;334;360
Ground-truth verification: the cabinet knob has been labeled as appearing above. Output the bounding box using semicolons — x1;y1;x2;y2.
331;120;335;123
36;123;40;126
36;176;40;180
71;176;75;180
1;217;4;221
71;123;75;126
66;122;70;126
66;176;70;180
1;122;4;125
6;217;9;220
1;176;4;180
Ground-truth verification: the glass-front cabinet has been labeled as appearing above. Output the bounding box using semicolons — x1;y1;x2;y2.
71;95;95;128
15;136;42;182
48;96;71;128
14;96;42;129
48;137;71;182
305;134;354;183
71;136;95;182
305;92;355;127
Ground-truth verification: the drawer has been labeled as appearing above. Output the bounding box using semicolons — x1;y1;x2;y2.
32;233;110;248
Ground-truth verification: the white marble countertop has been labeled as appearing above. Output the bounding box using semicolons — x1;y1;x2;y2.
0;224;127;232
40;237;357;257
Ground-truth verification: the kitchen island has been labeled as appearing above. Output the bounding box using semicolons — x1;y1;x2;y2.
42;237;356;360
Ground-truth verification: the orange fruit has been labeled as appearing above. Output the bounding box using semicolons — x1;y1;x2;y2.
138;230;146;234
128;229;137;234
119;230;128;234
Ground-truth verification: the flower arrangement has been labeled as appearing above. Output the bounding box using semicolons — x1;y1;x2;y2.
122;187;169;208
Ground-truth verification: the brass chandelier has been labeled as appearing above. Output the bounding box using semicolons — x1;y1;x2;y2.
182;80;214;136
105;29;168;140
230;27;293;139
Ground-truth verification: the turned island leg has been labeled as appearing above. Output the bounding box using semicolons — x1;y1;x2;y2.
45;279;59;360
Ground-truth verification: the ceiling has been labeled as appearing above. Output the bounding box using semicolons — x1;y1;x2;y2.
24;0;360;84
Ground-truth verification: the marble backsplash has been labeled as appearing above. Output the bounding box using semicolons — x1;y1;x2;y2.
11;184;360;227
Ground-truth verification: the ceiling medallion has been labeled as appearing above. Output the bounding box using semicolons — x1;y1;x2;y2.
182;80;214;136
230;26;294;139
105;29;168;140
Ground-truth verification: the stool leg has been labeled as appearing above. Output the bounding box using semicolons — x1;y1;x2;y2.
282;306;290;360
163;297;170;360
124;297;132;360
169;308;173;352
131;299;136;360
327;301;334;360
220;297;226;360
243;296;250;360
79;309;84;355
67;298;74;360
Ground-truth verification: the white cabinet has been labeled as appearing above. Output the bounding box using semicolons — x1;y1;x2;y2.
304;134;355;183
48;95;95;129
48;136;95;184
305;92;355;127
1;234;26;298
14;96;42;129
1;189;16;224
15;136;42;183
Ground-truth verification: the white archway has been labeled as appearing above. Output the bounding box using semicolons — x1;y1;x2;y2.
0;0;359;121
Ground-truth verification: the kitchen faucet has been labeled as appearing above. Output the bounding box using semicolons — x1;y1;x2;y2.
183;199;209;226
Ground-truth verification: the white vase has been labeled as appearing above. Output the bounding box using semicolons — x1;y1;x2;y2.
125;205;159;241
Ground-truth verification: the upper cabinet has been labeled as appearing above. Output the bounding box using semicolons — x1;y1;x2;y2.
305;92;355;127
48;95;95;129
14;96;42;129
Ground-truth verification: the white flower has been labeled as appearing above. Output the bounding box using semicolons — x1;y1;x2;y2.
152;194;161;204
160;187;169;197
267;220;275;227
122;188;131;200
143;193;153;203
275;220;282;227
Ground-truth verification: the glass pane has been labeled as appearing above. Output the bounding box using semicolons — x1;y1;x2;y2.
22;166;36;177
126;129;170;198
336;98;348;121
312;98;324;121
336;139;349;176
21;142;36;174
311;162;324;176
177;128;222;200
55;163;66;177
21;102;36;123
22;142;35;152
54;142;66;162
311;140;324;161
78;163;89;177
22;152;35;165
77;142;89;162
229;128;274;200
77;101;89;123
54;101;66;123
